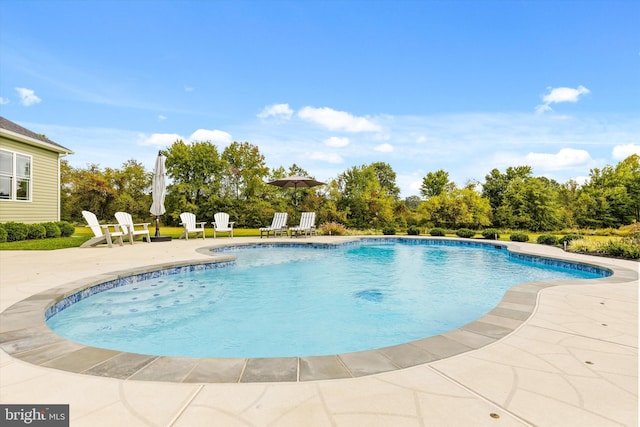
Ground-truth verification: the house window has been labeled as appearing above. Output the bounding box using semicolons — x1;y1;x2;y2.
0;149;32;201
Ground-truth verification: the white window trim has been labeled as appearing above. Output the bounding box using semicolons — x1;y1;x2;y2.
0;148;33;202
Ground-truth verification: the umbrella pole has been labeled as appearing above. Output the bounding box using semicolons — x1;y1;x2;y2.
155;216;161;237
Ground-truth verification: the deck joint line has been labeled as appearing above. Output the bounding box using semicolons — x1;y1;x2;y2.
428;365;536;427
167;384;204;427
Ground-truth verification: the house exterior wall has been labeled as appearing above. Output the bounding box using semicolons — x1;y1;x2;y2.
0;137;61;223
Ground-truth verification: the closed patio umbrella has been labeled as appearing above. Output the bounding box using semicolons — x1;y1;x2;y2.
149;151;170;241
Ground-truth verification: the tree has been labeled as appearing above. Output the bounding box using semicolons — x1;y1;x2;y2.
64;163;117;221
336;164;395;229
615;154;640;223
404;195;422;210
556;179;580;229
420;169;451;199
482;166;532;212
164;140;224;221
371;162;400;199
221;141;269;200
60;159;74;220
105;159;152;220
287;163;310;177
574;156;640;228
498;176;561;231
417;187;491;229
574;186;616;228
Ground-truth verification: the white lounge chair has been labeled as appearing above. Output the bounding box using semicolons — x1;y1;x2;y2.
212;212;234;238
290;212;317;237
81;210;124;248
179;212;206;240
259;212;288;238
115;211;151;244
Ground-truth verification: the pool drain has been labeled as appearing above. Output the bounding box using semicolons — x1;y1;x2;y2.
354;289;384;302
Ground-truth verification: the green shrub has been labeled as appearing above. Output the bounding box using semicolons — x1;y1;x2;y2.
595;227;617;236
27;223;47;239
455;228;475;238
509;232;529;242
537;234;559;245
42;222;61;238
3;222;28;242
0;224;7;243
619;223;640;237
57;221;75;237
569;237;640;260
382;226;396;235
429;227;445;236
560;233;582;245
567;239;597;253
407;225;420;236
603;237;640;259
481;228;500;239
318;222;347;236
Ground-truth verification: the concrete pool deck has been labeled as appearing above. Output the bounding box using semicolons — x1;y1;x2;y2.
0;236;637;426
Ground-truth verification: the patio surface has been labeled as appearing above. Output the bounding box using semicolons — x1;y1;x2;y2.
0;236;637;426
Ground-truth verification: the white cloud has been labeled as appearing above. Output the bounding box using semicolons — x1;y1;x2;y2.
0;97;9;105
324;136;349;147
137;129;233;147
15;87;41;106
612;143;640;160
258;103;293;120
138;133;182;146
534;104;553;115
543;85;590;104
536;85;590;114
524;148;593;171
298;106;381;132
184;85;194;92
189;129;232;144
374;143;394;153
409;180;422;193
158;115;167;121
310;151;343;163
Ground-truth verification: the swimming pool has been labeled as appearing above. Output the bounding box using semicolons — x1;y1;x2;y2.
46;239;607;358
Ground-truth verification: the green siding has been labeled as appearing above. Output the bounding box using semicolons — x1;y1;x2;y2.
0;138;61;223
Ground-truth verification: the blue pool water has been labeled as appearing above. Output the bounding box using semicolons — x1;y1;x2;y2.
47;240;605;358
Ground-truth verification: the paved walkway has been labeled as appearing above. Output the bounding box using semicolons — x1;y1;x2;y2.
1;236;637;426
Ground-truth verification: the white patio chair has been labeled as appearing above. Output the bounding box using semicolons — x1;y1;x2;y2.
290;212;317;237
80;210;125;248
115;211;151;244
212;212;234;238
259;212;288;238
179;212;206;239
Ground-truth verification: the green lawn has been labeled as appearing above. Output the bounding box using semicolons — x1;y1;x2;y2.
0;226;263;250
0;226;621;251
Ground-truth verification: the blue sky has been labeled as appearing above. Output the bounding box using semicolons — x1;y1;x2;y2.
1;0;639;197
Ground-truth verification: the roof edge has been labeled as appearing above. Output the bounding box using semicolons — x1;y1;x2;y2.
0;128;74;155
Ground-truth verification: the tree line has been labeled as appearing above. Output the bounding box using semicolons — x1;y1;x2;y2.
61;139;640;232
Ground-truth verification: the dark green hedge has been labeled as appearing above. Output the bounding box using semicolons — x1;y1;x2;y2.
455;228;476;238
509;232;529;242
1;221;75;243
